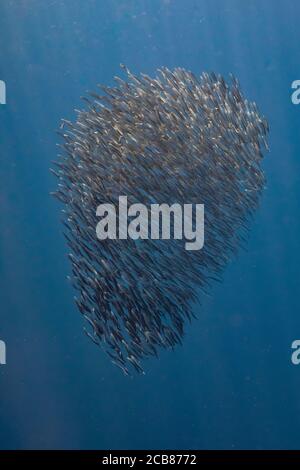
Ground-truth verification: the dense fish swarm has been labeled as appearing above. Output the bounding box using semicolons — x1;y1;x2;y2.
52;66;268;375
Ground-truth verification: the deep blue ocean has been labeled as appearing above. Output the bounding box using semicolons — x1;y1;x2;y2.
1;0;300;450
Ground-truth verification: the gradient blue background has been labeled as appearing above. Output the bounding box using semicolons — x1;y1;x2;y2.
0;0;300;449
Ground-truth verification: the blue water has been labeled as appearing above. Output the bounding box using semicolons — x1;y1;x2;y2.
1;0;300;450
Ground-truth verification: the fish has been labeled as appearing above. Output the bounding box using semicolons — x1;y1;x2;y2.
52;65;269;375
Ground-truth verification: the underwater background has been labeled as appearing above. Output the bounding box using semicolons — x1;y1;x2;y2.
1;0;300;450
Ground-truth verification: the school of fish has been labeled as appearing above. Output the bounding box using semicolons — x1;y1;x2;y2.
52;65;269;375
